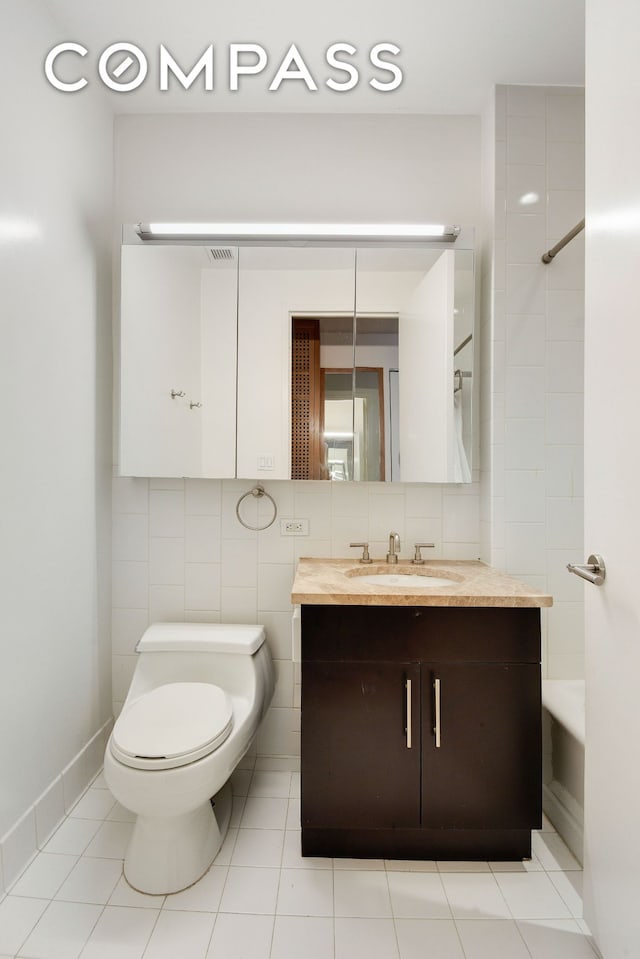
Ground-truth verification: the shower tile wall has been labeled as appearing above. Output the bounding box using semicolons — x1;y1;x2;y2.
489;85;585;679
112;477;480;759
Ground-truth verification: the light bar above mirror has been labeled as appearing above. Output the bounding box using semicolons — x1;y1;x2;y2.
136;222;461;243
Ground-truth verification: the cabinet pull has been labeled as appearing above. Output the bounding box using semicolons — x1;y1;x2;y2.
405;678;412;749
434;677;441;748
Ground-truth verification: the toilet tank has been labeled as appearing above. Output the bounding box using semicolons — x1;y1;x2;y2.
136;622;266;655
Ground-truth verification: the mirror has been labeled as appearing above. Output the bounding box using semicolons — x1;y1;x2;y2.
119;238;474;483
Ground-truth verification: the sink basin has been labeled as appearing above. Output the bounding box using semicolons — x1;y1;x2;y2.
351;573;457;588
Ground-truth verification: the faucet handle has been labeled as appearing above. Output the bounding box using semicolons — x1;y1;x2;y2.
412;543;435;565
349;542;372;564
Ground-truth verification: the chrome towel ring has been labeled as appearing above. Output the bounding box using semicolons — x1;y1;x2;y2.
235;485;278;531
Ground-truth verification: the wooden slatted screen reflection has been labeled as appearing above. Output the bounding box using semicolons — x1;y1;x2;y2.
291;319;322;480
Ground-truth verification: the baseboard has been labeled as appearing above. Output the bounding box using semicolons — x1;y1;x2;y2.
0;718;113;893
542;782;584;866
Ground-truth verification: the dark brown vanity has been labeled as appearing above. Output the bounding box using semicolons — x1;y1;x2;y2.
291;559;552;862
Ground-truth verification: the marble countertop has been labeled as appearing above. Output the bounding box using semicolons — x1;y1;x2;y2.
291;558;553;608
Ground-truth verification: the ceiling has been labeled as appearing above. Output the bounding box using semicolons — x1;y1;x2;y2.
43;0;584;115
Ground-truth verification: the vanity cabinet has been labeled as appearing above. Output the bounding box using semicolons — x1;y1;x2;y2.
300;604;542;861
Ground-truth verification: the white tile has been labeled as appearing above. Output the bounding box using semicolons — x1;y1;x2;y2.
506;115;546;164
545;234;584;293
333;870;392;918
334;917;399;959
112;561;148;609
547;141;585;191
108;875;165;909
395;918;464;959
384;860;437;873
80;904;159;959
240;797;289;831
257;524;296;564
230;830;284;868
145;910;215;959
517;918;595;958
504;470;545;523
131;593;183;625
149;538;185;585
547;191;585;242
330;482;369;517
545;446;584;498
35;778;66;849
212;827;237;867
185;564;221;610
271;915;334;959
277;868;333;917
442;493;479;543
505;264;546;315
44;819;101;857
505;314;545;366
547;604;585;656
436;861;491;873
186;515;221;563
55;857;122;905
186;480;222;516
489;855;544;874
106;802;136;824
1;808;37;888
10;853;77;900
367;494;405;543
440;873;510;920
504;418;545;470
162;865;227;913
220;587;257;622
149;490;185;537
20;900;103;959
221;540;258;587
257;564;295;612
504;522;546;575
545;394;584;446
387;872;450;919
69;788;116;822
219;866;280;915
113;514;148;563
83;822;133;860
546;341;584;394
547;872;584;919
546;94;585;142
505;367;545;419
404;485;443;518
0;896;48;955
271;660;294;708
546;290;584;342
249;771;292;799
507;86;546;117
455;918;530;959
494;872;573;919
255;708;301;759
150;479;184;490
112;478;148;515
112;655;136;703
546;497;584;549
506;214;547;264
333;858;386;872
111;609;148;656
206;913;273;959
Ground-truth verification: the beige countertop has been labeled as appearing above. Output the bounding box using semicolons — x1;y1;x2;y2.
291;558;553;608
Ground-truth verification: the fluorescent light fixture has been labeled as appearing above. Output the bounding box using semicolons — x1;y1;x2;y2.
137;222;460;242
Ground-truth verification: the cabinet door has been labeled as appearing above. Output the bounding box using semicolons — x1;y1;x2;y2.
422;663;541;829
302;661;421;829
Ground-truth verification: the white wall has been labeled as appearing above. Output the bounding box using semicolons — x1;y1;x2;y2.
483;85;585;679
113;113;483;752
0;0;113;889
583;1;640;953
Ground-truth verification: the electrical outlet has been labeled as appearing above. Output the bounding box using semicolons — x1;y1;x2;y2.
280;518;309;536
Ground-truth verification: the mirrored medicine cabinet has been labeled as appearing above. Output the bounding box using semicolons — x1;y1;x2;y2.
118;233;475;483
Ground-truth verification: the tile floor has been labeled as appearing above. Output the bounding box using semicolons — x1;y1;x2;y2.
0;764;599;959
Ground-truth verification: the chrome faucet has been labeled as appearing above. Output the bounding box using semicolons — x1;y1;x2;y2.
386;532;401;564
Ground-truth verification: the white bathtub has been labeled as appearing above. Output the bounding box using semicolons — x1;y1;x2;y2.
541;679;585;864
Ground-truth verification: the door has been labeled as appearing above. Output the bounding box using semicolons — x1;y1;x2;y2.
421;663;541;829
301;660;421;829
583;2;640;953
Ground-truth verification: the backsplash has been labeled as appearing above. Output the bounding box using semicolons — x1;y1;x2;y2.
112;476;480;759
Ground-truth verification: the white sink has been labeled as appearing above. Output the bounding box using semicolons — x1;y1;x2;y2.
354;573;457;588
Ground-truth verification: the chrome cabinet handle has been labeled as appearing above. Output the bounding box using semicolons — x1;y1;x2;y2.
405;678;412;749
433;677;441;748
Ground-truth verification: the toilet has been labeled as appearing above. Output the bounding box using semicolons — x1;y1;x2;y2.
103;622;275;895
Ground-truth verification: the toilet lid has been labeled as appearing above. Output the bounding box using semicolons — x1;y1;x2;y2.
111;682;233;770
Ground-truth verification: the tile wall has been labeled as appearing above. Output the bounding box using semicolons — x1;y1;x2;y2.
486;85;585;679
112;477;481;759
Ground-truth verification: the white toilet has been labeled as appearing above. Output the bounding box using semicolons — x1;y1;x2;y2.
103;622;274;895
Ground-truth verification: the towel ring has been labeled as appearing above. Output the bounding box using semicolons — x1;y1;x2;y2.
235;485;278;531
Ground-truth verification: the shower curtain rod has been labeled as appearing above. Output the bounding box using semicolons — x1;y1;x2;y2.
541;218;585;264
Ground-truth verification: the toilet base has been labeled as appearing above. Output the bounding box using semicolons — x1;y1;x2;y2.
123;780;233;895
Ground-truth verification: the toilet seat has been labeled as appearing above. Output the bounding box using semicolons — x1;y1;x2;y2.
110;682;234;770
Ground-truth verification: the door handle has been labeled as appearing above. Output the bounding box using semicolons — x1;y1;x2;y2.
405;678;412;749
433;677;441;748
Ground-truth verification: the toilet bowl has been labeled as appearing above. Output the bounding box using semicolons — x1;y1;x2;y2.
103;622;274;895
